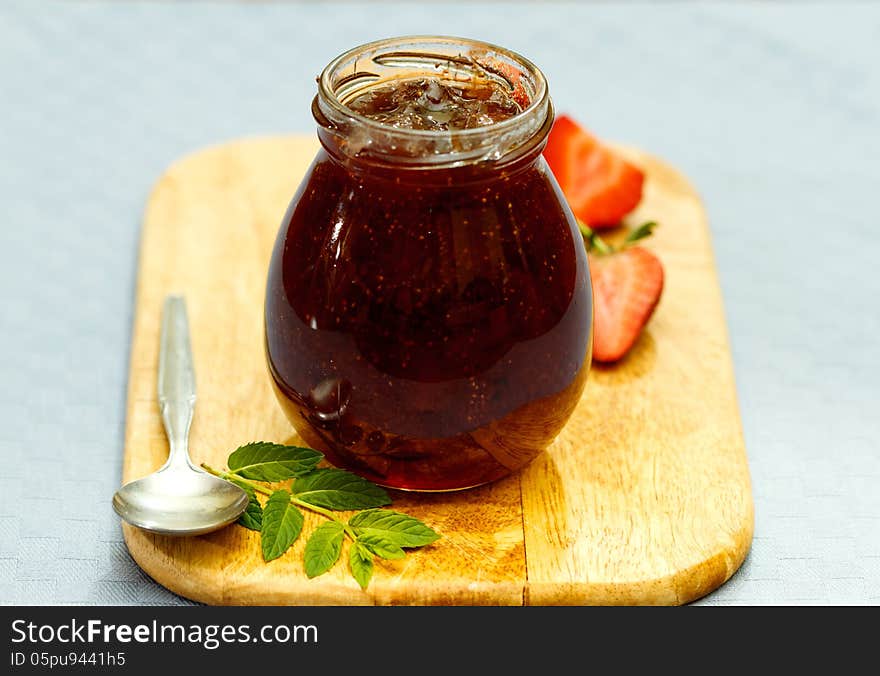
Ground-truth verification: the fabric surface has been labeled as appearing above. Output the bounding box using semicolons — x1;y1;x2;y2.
1;1;878;605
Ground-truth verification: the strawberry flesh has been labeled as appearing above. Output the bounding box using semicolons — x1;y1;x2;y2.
544;115;645;228
590;247;664;362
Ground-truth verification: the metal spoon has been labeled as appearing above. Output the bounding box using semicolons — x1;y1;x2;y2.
113;295;248;535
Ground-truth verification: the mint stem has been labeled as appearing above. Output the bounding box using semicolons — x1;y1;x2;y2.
290;495;359;540
201;463;272;496
201;463;358;540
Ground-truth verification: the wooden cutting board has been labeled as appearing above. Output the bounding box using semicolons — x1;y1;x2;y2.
121;135;753;605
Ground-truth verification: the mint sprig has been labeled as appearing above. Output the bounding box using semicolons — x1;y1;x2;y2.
202;443;440;590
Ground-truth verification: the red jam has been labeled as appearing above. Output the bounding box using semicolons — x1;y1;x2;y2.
346;76;523;130
265;39;591;491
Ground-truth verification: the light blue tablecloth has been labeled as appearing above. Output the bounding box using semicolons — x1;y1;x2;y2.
1;1;878;605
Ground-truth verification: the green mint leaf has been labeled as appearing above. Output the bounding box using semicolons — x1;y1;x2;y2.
238;492;263;531
228;442;322;481
293;468;391;510
349;509;440;548
223;475;262;531
303;522;345;578
357;534;405;561
260;490;304;562
349;541;374;590
624;221;658;245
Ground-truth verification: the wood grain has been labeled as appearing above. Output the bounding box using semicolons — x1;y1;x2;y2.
121;135;753;605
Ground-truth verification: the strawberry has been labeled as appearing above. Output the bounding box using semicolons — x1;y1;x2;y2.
544;114;645;228
582;222;664;363
475;56;531;109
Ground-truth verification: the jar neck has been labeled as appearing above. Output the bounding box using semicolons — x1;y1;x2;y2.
313;96;555;186
312;36;552;182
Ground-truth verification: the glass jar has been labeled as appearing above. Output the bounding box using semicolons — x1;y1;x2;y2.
265;36;592;491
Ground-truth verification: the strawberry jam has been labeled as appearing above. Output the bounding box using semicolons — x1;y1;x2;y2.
346;76;523;130
265;37;591;490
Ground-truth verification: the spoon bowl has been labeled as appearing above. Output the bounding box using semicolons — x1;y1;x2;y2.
113;465;249;536
113;295;248;537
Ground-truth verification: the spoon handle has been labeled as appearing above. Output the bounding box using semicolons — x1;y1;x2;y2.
158;295;197;469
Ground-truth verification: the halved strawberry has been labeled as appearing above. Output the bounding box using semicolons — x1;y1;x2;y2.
590;244;664;363
544;115;645;228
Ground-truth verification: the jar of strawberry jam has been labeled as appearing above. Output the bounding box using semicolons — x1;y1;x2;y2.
265;36;592;490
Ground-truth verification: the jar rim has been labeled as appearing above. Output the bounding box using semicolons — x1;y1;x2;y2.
315;35;551;166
